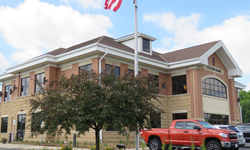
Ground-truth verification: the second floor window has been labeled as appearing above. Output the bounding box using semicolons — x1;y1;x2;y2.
4;85;11;102
148;74;159;94
79;64;92;71
35;73;44;93
202;78;227;99
21;77;29;96
105;64;120;77
172;75;187;95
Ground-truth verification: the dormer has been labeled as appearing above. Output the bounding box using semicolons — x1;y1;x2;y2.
115;32;157;55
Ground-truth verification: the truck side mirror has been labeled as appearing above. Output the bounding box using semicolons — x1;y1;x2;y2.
193;126;201;130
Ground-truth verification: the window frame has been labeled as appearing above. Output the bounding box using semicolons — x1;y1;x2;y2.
172;75;187;95
105;64;120;77
21;77;29;96
35;73;44;93
150;112;161;128
202;78;227;99
204;113;229;124
79;64;92;71
173;113;187;120
148;74;159;94
1;117;8;133
142;38;150;53
4;85;11;102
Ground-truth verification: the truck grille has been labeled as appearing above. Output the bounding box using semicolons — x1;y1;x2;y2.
229;133;238;139
243;133;250;137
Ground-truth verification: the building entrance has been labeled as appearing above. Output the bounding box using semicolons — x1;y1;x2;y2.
16;114;26;141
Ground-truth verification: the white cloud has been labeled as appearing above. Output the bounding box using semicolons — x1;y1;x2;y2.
0;53;10;69
144;12;250;75
0;0;113;63
62;0;103;8
76;0;103;8
245;82;250;92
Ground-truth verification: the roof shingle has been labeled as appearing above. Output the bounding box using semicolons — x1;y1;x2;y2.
45;35;220;64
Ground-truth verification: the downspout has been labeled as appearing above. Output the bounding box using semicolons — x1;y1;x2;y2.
238;90;243;123
99;48;108;143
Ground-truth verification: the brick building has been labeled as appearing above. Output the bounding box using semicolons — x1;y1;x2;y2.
0;33;245;143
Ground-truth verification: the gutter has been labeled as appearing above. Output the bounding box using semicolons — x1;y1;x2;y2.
99;47;108;143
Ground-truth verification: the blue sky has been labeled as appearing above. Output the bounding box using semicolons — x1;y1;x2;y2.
0;0;250;90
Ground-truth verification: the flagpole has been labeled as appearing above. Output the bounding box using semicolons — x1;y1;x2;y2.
134;0;140;150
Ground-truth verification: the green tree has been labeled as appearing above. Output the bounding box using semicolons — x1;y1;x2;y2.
240;100;250;123
29;66;162;150
239;90;250;123
239;90;250;101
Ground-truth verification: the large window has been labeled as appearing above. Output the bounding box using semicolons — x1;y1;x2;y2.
1;117;8;133
4;85;11;102
150;112;161;128
35;73;44;93
204;113;229;124
105;64;120;77
79;64;92;71
142;38;150;53
172;75;187;95
21;77;29;96
202;78;227;98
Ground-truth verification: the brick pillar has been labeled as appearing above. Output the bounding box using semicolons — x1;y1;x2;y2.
186;68;203;120
72;63;79;75
45;66;58;88
141;68;148;76
2;83;5;102
15;75;21;98
120;63;128;77
159;72;168;95
11;80;16;100
228;78;238;124
165;73;172;95
29;71;35;95
92;57;105;74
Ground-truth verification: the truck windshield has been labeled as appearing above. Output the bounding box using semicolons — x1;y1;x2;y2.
197;121;215;129
228;126;240;133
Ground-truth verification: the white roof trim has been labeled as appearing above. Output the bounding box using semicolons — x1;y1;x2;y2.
235;82;246;90
0;39;243;81
199;41;242;77
115;32;157;42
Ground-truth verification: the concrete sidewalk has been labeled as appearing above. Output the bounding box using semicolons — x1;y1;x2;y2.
0;143;89;150
0;143;146;150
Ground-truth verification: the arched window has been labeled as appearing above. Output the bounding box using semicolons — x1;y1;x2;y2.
202;78;227;98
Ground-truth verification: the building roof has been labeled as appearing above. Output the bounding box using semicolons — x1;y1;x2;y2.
47;35;166;62
0;33;242;80
45;35;219;63
160;41;220;63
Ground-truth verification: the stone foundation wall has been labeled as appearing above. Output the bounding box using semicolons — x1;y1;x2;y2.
0;94;191;144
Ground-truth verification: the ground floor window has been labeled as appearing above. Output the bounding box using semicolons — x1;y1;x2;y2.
173;113;187;120
150;112;161;128
1;117;8;133
204;113;228;124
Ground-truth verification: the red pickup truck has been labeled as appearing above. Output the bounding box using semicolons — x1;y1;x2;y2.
141;119;239;150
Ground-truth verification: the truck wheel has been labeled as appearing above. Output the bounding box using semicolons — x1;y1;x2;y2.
149;139;161;150
206;141;221;150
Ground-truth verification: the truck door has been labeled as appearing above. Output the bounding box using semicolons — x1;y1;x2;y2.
183;121;202;146
170;121;184;146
